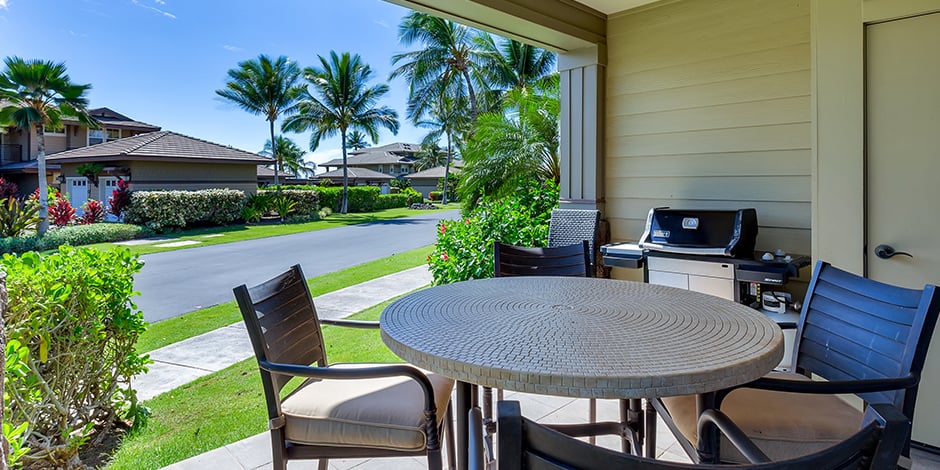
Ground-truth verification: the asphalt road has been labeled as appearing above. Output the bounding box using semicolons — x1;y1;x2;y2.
135;210;458;323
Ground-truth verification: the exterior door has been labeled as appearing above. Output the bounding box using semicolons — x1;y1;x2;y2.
99;176;119;221
866;12;940;447
66;177;89;216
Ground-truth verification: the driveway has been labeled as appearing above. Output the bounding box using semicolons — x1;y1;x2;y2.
135;210;458;323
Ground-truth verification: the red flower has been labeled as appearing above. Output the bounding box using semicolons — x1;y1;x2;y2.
440;224;446;233
441;253;449;261
464;218;470;225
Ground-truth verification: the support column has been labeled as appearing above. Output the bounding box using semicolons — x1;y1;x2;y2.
558;44;606;212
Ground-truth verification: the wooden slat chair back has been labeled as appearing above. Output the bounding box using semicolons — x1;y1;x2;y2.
548;209;600;265
494;241;592;278
792;261;940;416
486;401;910;470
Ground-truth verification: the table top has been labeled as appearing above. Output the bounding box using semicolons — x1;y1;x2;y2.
381;277;784;399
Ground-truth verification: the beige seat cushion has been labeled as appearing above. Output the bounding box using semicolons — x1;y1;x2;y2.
279;363;454;452
661;372;863;463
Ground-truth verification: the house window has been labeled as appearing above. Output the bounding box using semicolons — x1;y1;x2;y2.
106;128;121;141
376;165;383;173
88;129;104;145
401;167;410;174
43;123;66;136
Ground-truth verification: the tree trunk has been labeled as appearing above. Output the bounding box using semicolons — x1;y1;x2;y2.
1;270;8;470
462;70;478;122
442;132;452;205
340;132;349;214
36;125;49;234
269;120;280;188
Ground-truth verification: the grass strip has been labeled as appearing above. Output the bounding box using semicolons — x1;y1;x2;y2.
85;205;457;256
109;301;401;470
135;245;433;353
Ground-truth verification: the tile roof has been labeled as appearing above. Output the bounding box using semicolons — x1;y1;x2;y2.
405;164;462;179
46;131;271;164
87;107;161;132
323;142;425;167
348;142;422;156
316;167;394;180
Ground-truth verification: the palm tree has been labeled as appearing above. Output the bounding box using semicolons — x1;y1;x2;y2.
344;130;371;150
283;51;399;214
390;12;485;123
216;54;303;187
262;135;316;178
475;34;556;99
458;77;560;208
416;95;468;204
414;141;447;172
0;57;95;234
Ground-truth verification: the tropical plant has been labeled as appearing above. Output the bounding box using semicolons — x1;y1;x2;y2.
78;199;104;225
458;76;561;209
75;163;103;186
241;192;273;223
0;198;39;238
391;12;486;122
389;177;412;189
271;195;298;221
48;197;75;227
283;51;399;214
344;130;371;150
108;178;131;218
0;57;96;234
416;95;469;204
216;55;303;187
0;178;18;200
261;135;316;178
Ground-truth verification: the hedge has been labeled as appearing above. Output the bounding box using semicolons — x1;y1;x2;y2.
257;189;320;216
124;189;245;231
0;223;153;254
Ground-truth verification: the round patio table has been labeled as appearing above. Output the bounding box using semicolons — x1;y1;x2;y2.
380;276;784;468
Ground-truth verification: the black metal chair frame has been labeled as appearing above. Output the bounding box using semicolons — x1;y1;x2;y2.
234;264;456;470
474;400;910;470
653;260;940;463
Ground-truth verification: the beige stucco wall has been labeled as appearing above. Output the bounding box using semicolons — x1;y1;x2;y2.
605;0;812;265
59;160;259;194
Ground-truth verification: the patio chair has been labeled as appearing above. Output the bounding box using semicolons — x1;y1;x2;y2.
472;400;910;470
234;264;456;470
548;208;601;268
655;260;940;464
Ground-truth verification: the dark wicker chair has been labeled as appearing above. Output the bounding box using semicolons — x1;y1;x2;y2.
655;261;940;464
234;264;456;470
470;400;911;470
548;208;601;266
494;241;592;278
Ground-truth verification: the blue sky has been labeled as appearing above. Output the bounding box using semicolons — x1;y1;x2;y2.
0;0;431;170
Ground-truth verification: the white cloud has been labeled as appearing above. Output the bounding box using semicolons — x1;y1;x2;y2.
223;44;243;52
372;19;389;29
0;0;9;10
130;0;175;19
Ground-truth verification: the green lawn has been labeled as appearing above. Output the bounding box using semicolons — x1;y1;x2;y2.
108;301;401;470
86;204;457;256
136;245;434;353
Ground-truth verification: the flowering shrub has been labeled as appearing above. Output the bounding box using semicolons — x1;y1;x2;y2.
0;177;18;199
428;181;558;285
3;246;148;467
48;197;76;226
428;191;442;201
124;189;246;231
0;223;151;255
79;199;105;225
108;178;131;217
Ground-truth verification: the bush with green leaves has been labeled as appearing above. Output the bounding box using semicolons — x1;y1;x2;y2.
2;246;149;467
400;187;424;205
0;223;152;255
124;189;245;231
428;181;558;285
375;193;409;210
257;189;320;217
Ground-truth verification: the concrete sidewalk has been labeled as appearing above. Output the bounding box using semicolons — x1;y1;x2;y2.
133;265;433;401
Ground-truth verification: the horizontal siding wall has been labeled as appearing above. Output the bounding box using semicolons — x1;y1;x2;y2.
605;0;811;258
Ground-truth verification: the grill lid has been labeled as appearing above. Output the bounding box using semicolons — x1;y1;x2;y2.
639;208;758;258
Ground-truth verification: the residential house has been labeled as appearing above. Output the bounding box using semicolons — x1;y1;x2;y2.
320;142;422;178
313;167;395;189
0;107;160;194
404;160;462;198
257;166;313;186
387;0;940;450
47;131;270;211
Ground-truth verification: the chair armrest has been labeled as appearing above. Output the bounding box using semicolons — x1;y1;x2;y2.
698;409;771;464
259;360;438;413
320;318;380;329
776;321;798;330
741;374;919;395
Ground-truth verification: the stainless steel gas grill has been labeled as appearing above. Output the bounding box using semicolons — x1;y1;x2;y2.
601;207;810;370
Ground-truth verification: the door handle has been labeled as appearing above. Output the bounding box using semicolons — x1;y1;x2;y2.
874;244;913;260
